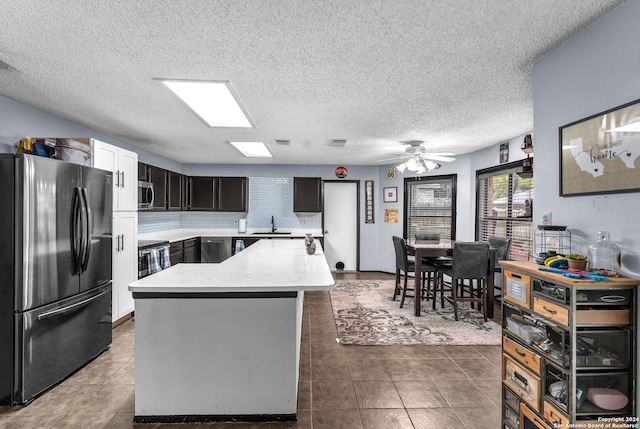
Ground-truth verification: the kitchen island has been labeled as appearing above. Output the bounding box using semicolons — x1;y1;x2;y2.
129;239;334;423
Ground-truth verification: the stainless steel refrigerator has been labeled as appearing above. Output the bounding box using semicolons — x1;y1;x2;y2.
0;154;113;405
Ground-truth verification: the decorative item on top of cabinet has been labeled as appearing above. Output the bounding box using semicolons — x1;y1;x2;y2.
294;177;322;212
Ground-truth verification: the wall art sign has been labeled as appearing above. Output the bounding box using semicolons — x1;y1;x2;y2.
559;98;640;196
335;165;348;178
384;208;399;223
365;180;374;224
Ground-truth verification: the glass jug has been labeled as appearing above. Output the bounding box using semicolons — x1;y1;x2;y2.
588;231;621;277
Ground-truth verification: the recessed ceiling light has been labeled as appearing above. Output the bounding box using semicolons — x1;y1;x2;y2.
228;141;273;158
158;79;253;128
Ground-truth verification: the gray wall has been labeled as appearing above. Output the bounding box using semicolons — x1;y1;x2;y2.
3;0;640;278
0;95;180;172
533;0;640;278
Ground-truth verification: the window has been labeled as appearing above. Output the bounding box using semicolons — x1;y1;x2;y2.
476;160;533;261
404;175;457;240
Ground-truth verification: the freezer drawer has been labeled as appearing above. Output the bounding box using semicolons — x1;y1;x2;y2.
200;237;232;263
14;284;112;405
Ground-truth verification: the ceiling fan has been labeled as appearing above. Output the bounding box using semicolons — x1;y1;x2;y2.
374;141;456;172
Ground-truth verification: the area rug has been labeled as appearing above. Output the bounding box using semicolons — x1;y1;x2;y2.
330;279;502;346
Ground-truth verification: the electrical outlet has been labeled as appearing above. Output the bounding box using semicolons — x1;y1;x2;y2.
234;219;238;224
541;211;552;225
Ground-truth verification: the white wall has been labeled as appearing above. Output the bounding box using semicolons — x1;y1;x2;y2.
532;0;640;278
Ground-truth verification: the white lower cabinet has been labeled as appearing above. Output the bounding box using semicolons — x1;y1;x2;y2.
112;212;138;322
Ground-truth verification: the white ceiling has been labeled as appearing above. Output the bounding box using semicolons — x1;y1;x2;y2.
0;0;625;165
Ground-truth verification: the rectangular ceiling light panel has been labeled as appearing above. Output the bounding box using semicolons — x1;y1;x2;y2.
160;79;253;128
229;141;273;158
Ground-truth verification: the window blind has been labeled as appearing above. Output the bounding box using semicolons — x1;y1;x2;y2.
477;162;533;261
405;175;456;240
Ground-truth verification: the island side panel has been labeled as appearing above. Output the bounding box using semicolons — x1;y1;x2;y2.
134;293;301;419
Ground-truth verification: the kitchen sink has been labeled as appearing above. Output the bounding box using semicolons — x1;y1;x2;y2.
251;231;292;235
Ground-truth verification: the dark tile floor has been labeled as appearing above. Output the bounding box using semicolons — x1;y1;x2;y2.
0;272;502;429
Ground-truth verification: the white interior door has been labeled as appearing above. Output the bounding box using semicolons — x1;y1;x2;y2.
323;181;358;271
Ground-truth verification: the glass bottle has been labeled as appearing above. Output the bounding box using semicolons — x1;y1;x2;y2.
588;231;621;277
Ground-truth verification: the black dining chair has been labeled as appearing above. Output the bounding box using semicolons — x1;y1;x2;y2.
436;241;490;321
488;236;512;299
413;233;446;300
392;236;438;309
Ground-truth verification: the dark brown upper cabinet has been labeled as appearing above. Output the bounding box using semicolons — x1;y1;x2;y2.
138;162;149;181
187;176;216;211
138;162;167;211
218;177;248;212
167;171;183;211
186;176;248;212
148;165;167;211
293;177;322;212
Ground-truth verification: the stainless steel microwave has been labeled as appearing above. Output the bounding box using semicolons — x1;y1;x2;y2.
138;180;155;210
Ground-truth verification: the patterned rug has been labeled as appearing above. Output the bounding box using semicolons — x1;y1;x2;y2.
330;279;502;346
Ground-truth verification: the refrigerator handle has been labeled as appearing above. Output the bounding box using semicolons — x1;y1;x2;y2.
120;171;125;189
115;169;120;188
80;188;92;272
71;188;82;273
36;286;110;320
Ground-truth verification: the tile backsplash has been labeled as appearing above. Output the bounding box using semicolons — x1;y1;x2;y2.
138;177;322;234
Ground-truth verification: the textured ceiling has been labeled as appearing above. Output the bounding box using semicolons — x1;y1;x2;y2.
0;0;626;165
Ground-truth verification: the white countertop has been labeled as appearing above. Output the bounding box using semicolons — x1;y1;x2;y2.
138;228;323;243
129;239;334;293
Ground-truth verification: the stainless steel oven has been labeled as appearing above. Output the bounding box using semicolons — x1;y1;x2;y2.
138;240;170;279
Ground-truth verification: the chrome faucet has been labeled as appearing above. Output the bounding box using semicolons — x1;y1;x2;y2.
271;215;277;233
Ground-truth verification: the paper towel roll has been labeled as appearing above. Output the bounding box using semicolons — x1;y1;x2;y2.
238;219;247;233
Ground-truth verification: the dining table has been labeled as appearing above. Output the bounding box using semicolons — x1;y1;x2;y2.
406;239;496;318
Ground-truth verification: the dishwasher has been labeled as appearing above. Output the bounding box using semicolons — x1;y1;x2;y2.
200;237;232;263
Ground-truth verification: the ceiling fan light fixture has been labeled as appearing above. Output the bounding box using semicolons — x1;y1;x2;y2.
396;156;441;174
158;79;254;128
228;141;273;158
421;159;441;171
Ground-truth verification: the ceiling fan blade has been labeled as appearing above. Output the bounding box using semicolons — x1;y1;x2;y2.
422;154;456;162
373;156;408;163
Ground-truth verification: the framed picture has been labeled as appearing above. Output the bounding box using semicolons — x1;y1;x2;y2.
559;98;640;196
383;187;397;203
499;142;509;164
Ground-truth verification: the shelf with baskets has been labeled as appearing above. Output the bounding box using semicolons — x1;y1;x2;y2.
499;261;638;427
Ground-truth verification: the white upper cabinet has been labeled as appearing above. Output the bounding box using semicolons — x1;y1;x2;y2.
92;139;138;211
